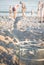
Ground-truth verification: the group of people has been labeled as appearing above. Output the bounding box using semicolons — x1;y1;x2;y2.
9;1;44;22
38;0;44;22
9;1;26;20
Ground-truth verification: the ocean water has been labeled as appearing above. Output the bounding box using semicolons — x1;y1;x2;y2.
0;0;44;16
0;0;38;11
0;0;44;15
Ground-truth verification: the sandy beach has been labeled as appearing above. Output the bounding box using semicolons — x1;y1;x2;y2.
0;15;44;65
0;0;44;64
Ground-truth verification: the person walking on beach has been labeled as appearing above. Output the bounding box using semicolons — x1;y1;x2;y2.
31;10;34;17
12;5;19;19
38;1;43;22
42;3;44;22
9;5;12;18
20;1;26;17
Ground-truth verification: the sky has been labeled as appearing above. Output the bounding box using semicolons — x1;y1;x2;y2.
0;0;44;12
